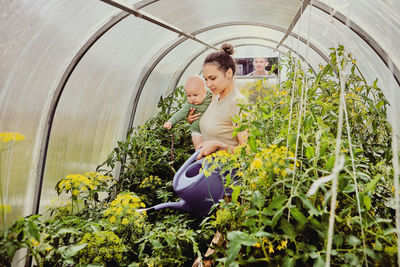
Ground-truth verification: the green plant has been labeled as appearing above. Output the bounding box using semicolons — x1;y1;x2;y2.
136;214;213;266
53;172;114;219
77;230;126;265
98;86;194;207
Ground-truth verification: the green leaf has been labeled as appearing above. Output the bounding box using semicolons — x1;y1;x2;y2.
333;234;343;247
251;191;264;210
243;209;259;217
254;231;273;238
280;219;295;239
299;195;321;216
283;256;295;267
58;243;87;259
325;156;335;170
26;220;40;241
342;184;355;193
263;195;287;215
313;255;325;267
289;207;307;227
248;135;257;153
305;146;315;159
231;186;241;203
346;235;361;247
364;174;382;194
271;208;283;229
363;195;371;211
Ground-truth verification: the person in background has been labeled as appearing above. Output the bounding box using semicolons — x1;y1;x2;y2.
187;43;248;160
246;57;269;76
163;75;212;150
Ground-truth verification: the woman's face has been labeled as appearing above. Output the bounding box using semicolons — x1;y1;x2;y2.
202;63;232;95
253;58;268;72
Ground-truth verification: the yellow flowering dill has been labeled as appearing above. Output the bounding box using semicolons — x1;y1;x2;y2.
121;218;129;225
139;175;162;189
202;150;238;177
109;216;116;223
56;172;113;199
104;192;147;228
273;166;281;174
0;132;25;144
78;231;126;264
250;158;262;171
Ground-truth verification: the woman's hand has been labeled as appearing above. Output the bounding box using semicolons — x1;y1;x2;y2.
187;108;201;124
196;140;226;159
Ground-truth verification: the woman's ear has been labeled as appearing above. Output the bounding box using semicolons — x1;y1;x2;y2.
226;68;233;79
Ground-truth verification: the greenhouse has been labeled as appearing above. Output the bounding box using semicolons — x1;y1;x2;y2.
1;0;400;266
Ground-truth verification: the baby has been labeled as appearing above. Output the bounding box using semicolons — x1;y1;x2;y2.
163;75;212;150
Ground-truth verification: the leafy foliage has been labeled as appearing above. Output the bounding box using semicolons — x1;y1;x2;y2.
98;86;194;206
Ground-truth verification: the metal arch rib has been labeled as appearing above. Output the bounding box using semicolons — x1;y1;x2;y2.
100;0;218;51
275;0;311;50
192;22;329;64
31;12;129;216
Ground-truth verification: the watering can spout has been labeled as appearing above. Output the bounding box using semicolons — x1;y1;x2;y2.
152;199;191;212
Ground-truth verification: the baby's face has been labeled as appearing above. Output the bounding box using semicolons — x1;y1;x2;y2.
185;85;206;105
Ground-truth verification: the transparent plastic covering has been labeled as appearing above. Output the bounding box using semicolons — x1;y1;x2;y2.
1;0;399;234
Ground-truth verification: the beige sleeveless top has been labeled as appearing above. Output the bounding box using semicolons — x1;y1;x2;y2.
199;88;247;147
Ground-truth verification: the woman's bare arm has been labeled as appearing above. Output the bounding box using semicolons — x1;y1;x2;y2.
196;130;248;160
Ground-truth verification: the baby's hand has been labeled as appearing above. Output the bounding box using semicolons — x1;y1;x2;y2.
163;122;172;130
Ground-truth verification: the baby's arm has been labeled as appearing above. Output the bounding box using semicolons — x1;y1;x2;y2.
163;102;192;130
167;102;192;125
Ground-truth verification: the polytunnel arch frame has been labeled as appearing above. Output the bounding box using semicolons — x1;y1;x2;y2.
30;0;400;219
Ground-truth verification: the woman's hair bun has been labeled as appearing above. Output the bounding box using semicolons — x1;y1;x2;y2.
220;43;234;55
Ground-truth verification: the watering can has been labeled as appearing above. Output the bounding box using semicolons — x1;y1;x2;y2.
139;150;225;216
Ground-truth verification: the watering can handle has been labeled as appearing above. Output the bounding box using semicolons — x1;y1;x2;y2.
187;149;202;165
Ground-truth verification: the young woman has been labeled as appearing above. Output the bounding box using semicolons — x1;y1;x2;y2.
187;43;248;159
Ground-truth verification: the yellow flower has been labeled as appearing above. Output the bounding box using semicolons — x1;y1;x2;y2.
269;245;274;254
121;218;129;225
251;158;262;170
277;240;288;250
253;242;261;248
109;216;116;223
273;166;280;174
30;238;39;247
72;189;80;196
0;132;25;144
116;206;123;216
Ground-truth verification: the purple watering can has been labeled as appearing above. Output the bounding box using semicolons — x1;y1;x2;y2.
140;150;225;216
